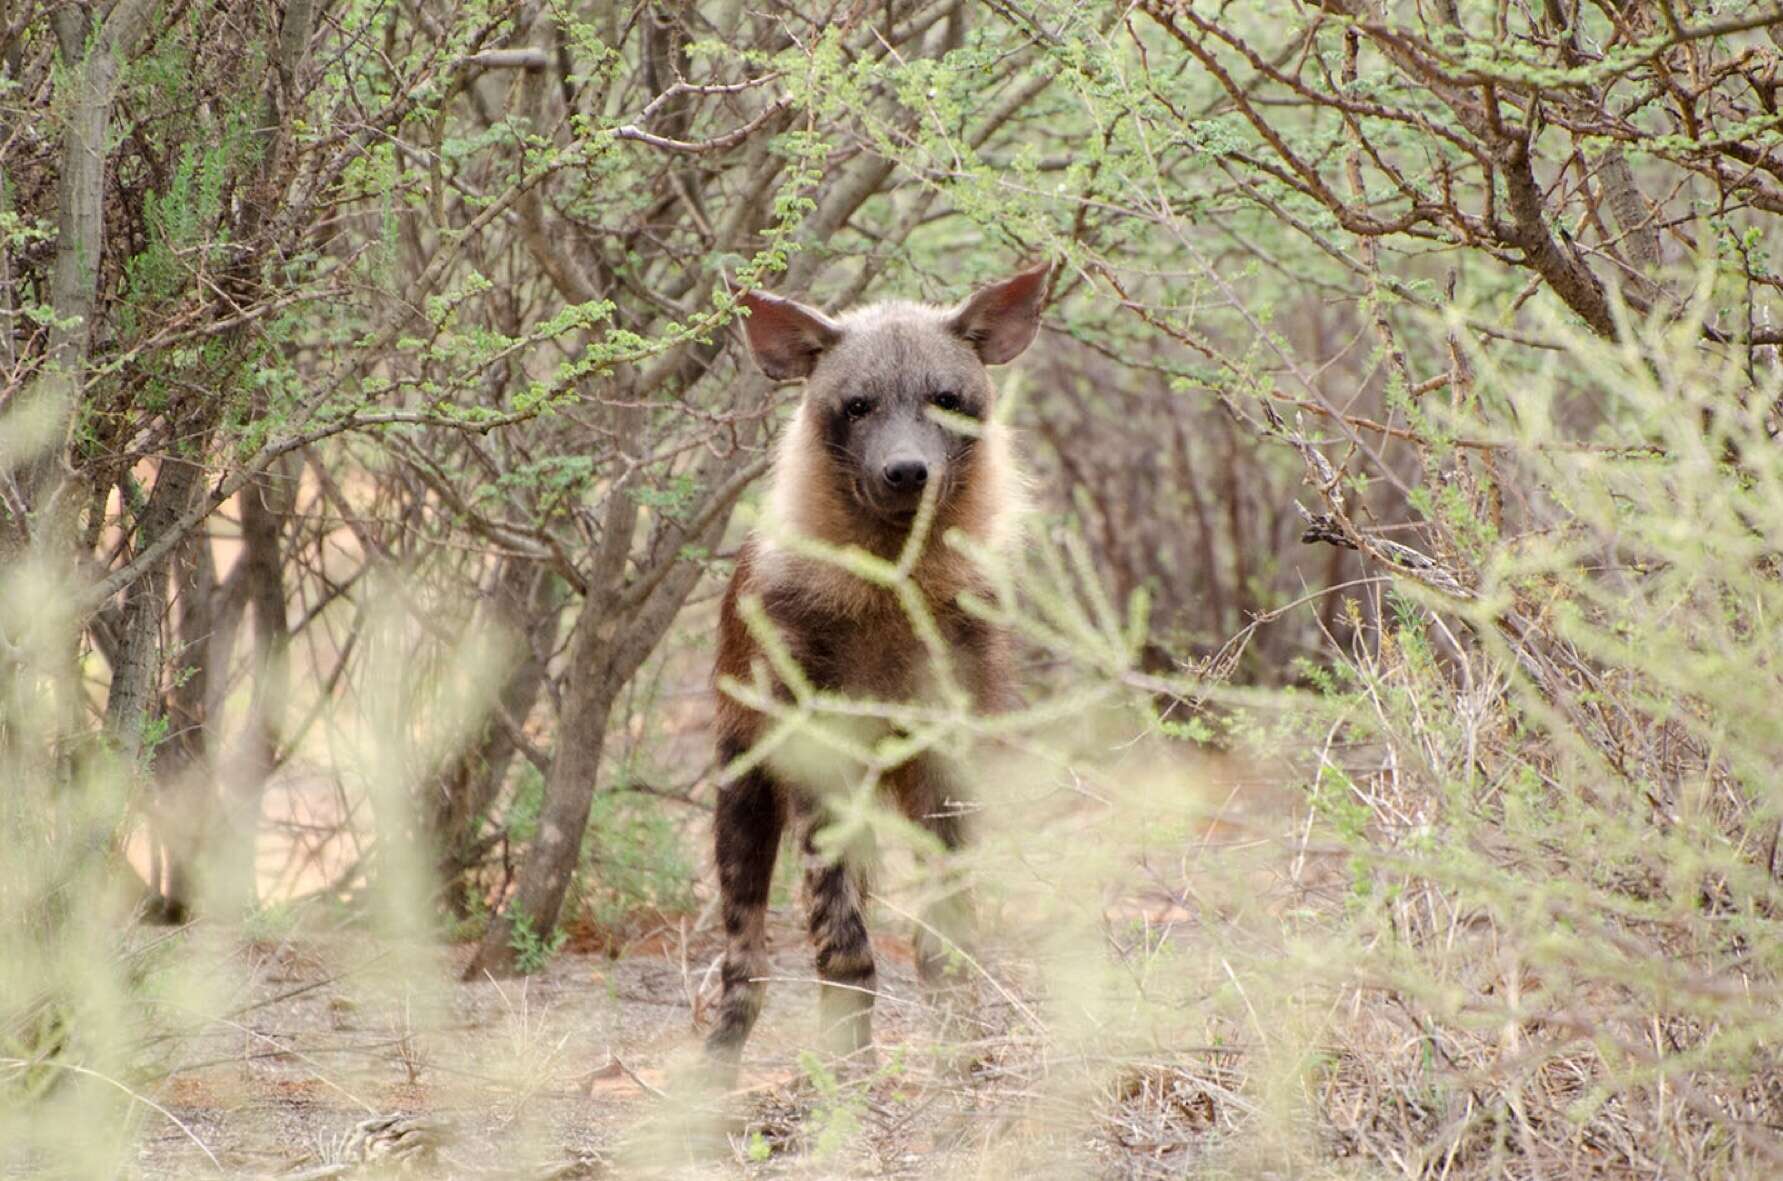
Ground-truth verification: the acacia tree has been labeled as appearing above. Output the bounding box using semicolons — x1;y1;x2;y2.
454;0;1065;976
845;0;1783;671
3;0;1069;961
6;0;1783;1172
899;2;1783;1168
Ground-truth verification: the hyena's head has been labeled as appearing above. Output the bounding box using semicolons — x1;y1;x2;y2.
739;265;1049;529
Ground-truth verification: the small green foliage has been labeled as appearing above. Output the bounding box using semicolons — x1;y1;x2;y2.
796;1052;867;1160
506;907;568;975
241;901;304;944
575;783;697;933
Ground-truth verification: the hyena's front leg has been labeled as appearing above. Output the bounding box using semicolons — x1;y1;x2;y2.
897;761;978;1004
706;765;786;1066
799;811;877;1058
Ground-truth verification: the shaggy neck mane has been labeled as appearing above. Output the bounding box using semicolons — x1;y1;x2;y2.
757;402;1025;614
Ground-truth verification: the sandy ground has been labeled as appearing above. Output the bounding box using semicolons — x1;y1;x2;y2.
115;720;1275;1178
126;908;1151;1180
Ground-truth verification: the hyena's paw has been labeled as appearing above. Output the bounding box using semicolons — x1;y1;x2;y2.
916;938;983;1025
610;1046;750;1168
816;983;878;1076
914;951;990;1074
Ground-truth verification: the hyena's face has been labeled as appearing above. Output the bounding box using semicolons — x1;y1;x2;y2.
807;314;992;521
740;265;1050;523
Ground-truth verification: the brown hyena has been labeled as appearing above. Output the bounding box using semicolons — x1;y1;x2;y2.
704;264;1048;1070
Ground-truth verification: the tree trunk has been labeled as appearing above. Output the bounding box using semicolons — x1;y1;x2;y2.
463;387;644;980
146;529;219;922
462;605;624;979
463;404;761;978
140;0;316;918
210;462;293;916
0;0;160;791
102;455;208;763
11;0;158;544
431;559;562;912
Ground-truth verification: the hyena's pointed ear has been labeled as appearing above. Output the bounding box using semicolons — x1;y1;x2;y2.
738;291;842;381
947;262;1052;365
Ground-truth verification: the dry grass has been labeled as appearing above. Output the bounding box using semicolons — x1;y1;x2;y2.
11;305;1783;1180
9;674;1781;1181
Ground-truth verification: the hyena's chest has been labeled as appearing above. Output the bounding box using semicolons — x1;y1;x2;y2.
761;578;1001;703
756;595;988;797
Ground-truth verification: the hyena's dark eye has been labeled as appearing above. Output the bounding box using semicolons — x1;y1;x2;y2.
843;397;874;420
931;391;967;415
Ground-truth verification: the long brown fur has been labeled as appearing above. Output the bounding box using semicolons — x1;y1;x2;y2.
706;270;1045;1067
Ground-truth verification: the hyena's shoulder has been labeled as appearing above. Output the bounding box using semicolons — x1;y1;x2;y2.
714;539;862;749
716;536;882;702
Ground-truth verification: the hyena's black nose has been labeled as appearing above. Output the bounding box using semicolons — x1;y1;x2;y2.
883;459;928;490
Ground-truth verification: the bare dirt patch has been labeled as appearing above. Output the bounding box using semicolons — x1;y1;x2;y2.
128;908;1118;1180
